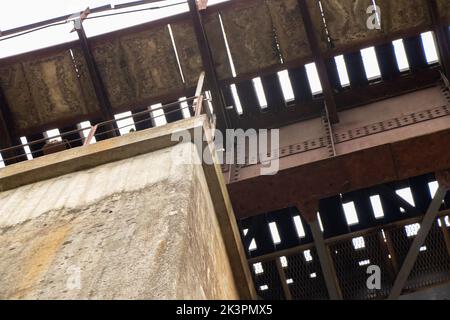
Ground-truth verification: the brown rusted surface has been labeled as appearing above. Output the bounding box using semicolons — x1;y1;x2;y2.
92;26;183;110
377;0;431;34
0;49;97;131
0;62;38;130
121;28;183;100
437;0;450;23
436;170;450;189
0;0;443;137
170;20;203;87
320;0;431;51
229;128;450;219
203;13;233;80
319;0;382;50
296;200;319;223
91;38;133;109
266;0;311;63
306;0;329;52
392;129;450;180
220;1;279;76
42;140;70;155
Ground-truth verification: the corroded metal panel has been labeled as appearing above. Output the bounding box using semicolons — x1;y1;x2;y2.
92;26;183;109
120;27;183;103
437;0;450;23
319;0;430;51
92;38;135;109
22;52;93;125
220;1;279;76
266;0;312;63
203;13;233;80
170;20;203;87
0;63;39;130
0;50;94;131
307;0;329;52
320;0;382;50
377;0;431;34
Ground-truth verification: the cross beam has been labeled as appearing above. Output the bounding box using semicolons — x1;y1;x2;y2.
388;170;450;299
74;17;117;137
297;0;339;124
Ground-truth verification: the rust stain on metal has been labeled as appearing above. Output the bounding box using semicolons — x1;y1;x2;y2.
0;50;95;131
306;0;329;53
203;13;233;80
266;0;312;63
320;0;430;51
436;170;450;189
377;0;431;34
437;0;450;23
220;1;279;76
0;62;39;130
92;38;134;109
391;129;450;180
320;0;382;50
228;127;450;219
170;20;204;87
120;27;183;101
92;26;184;109
228;145;396;219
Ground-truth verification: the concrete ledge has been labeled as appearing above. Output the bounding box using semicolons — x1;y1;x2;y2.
0;115;256;299
0;117;203;192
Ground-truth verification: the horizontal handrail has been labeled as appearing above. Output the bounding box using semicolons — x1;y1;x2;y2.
0;102;194;163
0;96;196;156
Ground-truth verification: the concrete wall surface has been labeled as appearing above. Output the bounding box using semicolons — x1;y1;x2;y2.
0;141;244;299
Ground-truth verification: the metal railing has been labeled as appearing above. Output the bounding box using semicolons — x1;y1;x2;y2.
0;72;212;166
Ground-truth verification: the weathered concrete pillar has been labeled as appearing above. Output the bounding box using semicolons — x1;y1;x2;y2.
0;116;256;300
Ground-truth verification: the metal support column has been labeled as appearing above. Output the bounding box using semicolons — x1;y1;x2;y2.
275;258;293;300
298;0;339;124
187;0;230;131
309;219;342;300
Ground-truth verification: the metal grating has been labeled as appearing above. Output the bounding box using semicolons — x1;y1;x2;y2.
329;231;394;299
244;209;450;300
282;249;329;300
389;219;450;293
251;259;285;300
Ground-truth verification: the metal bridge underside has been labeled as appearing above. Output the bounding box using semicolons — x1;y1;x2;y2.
1;0;450;299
